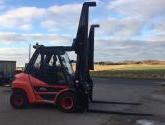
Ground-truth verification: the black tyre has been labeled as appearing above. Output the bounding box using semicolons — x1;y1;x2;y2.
10;90;29;109
57;92;76;113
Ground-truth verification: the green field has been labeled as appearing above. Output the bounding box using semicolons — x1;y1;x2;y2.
90;64;165;80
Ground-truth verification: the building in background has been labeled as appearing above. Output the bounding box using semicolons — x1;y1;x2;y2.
0;61;16;86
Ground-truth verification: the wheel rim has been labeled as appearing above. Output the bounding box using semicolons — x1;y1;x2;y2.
13;95;24;106
61;97;73;110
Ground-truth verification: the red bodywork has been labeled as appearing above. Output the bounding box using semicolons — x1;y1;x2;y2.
12;73;69;104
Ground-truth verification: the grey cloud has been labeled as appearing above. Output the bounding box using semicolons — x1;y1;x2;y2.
0;7;46;30
94;39;165;62
0;32;72;45
98;0;165;41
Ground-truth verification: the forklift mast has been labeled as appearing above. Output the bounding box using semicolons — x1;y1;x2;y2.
72;2;96;84
88;24;99;70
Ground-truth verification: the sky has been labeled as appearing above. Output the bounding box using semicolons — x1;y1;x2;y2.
0;0;164;66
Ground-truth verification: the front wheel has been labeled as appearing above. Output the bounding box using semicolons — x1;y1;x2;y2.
10;90;29;109
56;92;76;113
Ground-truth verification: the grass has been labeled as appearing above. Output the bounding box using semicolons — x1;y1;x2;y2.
90;64;165;80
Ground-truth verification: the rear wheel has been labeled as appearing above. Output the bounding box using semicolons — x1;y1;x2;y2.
10;90;29;109
57;92;76;113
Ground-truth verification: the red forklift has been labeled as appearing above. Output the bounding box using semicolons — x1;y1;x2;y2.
10;2;152;116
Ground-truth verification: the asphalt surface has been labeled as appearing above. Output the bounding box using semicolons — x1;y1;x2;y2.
0;78;165;125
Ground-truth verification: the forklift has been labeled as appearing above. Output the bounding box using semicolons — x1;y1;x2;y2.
10;2;152;116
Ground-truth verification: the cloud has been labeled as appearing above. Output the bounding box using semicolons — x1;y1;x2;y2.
145;34;165;42
98;17;143;40
99;0;165;41
0;7;45;30
0;33;165;67
0;0;4;4
0;0;164;65
94;39;165;62
19;24;32;30
41;3;81;32
0;0;164;41
107;0;165;18
0;31;73;67
48;3;81;15
0;1;3;5
41;20;58;31
0;0;7;10
0;32;72;45
0;3;82;31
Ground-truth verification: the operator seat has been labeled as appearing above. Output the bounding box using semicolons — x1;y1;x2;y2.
43;55;64;84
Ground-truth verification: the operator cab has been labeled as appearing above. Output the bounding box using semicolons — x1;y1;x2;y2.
25;45;74;85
